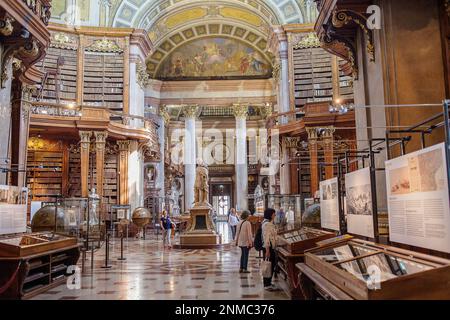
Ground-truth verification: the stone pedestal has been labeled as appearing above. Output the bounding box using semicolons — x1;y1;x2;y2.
178;206;220;248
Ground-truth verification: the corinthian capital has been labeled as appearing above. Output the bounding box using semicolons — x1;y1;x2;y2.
79;131;92;143
117;140;130;152
233;103;248;119
94;131;108;145
183;105;199;119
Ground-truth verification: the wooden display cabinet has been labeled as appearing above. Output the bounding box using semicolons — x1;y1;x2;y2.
0;233;80;300
297;238;450;300
276;227;336;300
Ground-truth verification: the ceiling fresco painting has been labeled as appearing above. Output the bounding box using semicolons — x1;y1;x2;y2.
156;37;272;80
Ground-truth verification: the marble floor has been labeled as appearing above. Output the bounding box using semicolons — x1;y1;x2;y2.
32;225;288;300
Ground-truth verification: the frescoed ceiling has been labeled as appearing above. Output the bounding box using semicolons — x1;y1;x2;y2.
50;0;318;79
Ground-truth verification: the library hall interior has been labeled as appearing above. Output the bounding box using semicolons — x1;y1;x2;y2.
1;0;450;301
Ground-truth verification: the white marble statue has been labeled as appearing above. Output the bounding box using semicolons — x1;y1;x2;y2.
194;158;210;206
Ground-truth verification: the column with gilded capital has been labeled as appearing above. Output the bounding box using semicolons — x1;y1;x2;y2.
118;140;130;205
17;86;33;188
183;105;198;211
234;104;248;211
273;27;290;123
94;131;108;197
157;105;170;201
79;131;92;198
323;127;336;180
307;128;319;197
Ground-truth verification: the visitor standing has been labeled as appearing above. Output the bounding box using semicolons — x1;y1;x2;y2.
262;208;279;291
275;208;286;227
228;208;239;240
235;210;253;273
160;210;173;249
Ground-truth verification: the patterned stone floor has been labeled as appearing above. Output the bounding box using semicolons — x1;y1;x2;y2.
31;224;288;300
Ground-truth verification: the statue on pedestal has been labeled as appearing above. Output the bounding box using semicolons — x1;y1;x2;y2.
194;158;210;207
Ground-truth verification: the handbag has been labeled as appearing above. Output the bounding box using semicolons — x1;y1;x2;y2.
260;258;272;278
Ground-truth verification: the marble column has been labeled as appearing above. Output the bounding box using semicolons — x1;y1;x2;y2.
94;131;108;197
17;87;33;189
307;128;319;197
183;105;198;211
79;131;92;198
157;105;170;201
233;104;248;211
0;57;12;185
118;140;130;205
279;39;290;121
323;127;336;180
276;30;291;193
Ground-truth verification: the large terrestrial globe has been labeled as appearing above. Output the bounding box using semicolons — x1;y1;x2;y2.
132;207;151;228
31;205;66;232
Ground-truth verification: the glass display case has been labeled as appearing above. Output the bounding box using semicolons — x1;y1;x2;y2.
0;232;80;299
60;194;104;252
276;227;336;300
278;227;336;254
265;195;302;227
301;238;450;300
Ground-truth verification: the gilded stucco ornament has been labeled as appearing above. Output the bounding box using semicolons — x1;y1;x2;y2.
294;33;321;49
0;16;14;36
183;105;199;118
86;38;123;53
332;10;375;62
158;105;171;125
18;41;40;59
52;32;77;49
136;60;151;89
233;103;249;119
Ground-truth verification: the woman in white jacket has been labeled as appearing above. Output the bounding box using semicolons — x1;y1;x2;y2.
235;210;253;273
262;208;278;291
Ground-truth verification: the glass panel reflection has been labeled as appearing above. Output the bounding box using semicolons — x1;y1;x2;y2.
337;253;434;282
313;243;377;263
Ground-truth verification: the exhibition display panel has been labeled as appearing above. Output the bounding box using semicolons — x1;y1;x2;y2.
297;238;450;300
276;227;336;299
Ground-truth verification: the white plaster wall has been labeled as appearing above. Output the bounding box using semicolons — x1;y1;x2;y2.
354;29;388;213
128;140;143;211
50;0;100;27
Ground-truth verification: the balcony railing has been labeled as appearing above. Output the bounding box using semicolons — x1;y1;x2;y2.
30;102;159;138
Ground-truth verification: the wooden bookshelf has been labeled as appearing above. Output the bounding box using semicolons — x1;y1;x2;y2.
83;52;124;112
33;47;77;103
27;151;64;202
292;47;354;109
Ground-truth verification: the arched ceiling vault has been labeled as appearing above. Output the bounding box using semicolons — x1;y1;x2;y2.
110;0;317;29
107;0;318;79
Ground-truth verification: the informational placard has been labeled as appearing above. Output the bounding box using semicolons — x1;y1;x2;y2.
385;143;450;253
320;177;340;231
345;167;375;238
0;185;28;235
0;205;27;235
